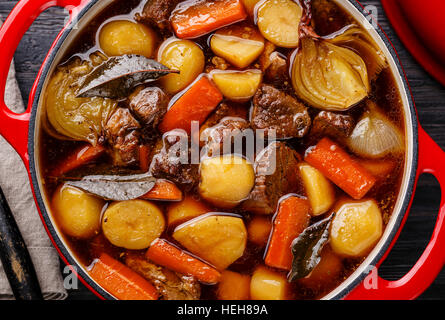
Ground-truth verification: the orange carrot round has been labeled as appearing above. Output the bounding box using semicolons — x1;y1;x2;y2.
140;180;183;201
51;144;106;177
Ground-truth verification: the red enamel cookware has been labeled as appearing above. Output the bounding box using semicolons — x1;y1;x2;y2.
0;0;444;300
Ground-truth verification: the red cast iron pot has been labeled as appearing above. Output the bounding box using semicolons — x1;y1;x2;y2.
0;0;444;300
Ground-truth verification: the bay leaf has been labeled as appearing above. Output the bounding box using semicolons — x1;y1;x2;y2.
288;213;335;282
77;55;179;100
66;172;156;201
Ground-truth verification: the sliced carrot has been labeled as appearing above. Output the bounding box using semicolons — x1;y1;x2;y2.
171;0;247;39
139;145;151;172
265;197;311;270
140;179;183;201
146;238;221;284
360;158;397;178
89;253;158;300
305;138;377;200
159;77;223;134
51;144;106;177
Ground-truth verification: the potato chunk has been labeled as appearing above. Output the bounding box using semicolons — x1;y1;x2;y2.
167;195;211;227
330;200;383;257
299;163;336;216
241;0;261;15
102;200;165;250
257;0;302;48
248;216;272;247
158;39;205;94
211;70;262;102
250;267;287;300
99;20;156;58
52;185;104;239
173;214;247;269
199;155;255;208
210;24;265;68
218;270;251;300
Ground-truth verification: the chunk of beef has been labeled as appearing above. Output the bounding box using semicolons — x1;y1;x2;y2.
259;42;289;86
251;85;311;139
105;108;141;166
311;111;355;140
242;142;303;214
201;102;248;131
130;87;168;132
150;131;199;189
201;117;251;157
126;253;200;300
136;0;180;31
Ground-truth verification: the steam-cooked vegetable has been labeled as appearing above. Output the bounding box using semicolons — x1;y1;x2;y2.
257;0;302;48
44;58;117;144
99;20;156;58
102;200;165;250
292;37;370;111
140;180;183;202
199;155;255;208
348;102;404;158
248;216;272;247
173;214;247;269
52;185;104;239
210;24;265;68
158;39;205;93
211;70;262;102
51;144;106;177
167;195;211;226
330;200;383;257
217;270;251;300
299;163;335;216
250;266;288;300
241;0;261;15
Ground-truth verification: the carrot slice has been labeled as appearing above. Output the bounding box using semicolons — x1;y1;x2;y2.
89;253;158;300
51;144;106;177
146;238;221;284
171;0;247;39
140;180;183;201
305;138;377;199
265;196;311;270
139;145;151;172
360;158;397;178
159;77;223;134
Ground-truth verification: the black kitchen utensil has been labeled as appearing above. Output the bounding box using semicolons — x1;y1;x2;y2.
0;185;43;300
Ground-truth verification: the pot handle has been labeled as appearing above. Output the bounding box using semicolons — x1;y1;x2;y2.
0;0;88;163
346;126;445;300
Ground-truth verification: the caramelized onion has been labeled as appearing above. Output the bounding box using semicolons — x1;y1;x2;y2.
347;102;404;158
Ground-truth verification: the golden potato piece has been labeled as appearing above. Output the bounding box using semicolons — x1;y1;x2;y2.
199;155;255;208
210;24;265;68
167;195;211;227
52;185;104;239
257;0;302;48
173;214;247;269
241;0;262;16
211;70;262;102
299;163;336;216
250;266;288;300
330;200;383;257
247;216;272;247
218;270;251;300
99;20;156;58
158;39;205;94
102;200;165;250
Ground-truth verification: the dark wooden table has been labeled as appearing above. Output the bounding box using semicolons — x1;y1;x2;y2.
1;0;444;300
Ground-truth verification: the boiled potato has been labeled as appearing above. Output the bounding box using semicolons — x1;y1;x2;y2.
167;195;211;226
158;39;205;93
199;155;255;208
299;163;336;216
210;24;265;68
257;0;302;48
52;185;104;239
173;214;247;269
248;216;272;247
211;70;262;102
241;0;261;15
330;200;383;257
250;266;287;300
102;200;165;250
99;20;156;58
218;270;251;300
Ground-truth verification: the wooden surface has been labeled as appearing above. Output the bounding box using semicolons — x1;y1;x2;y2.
1;0;444;300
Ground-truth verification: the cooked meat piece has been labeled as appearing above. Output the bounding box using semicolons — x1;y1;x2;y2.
126;253;200;300
136;0;180;31
130;87;168;130
201;102;248;131
201;117;251;157
150;131;199;189
242;141;303;214
259;42;289;86
105;108;141;166
311;111;355;140
251;84;311;139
